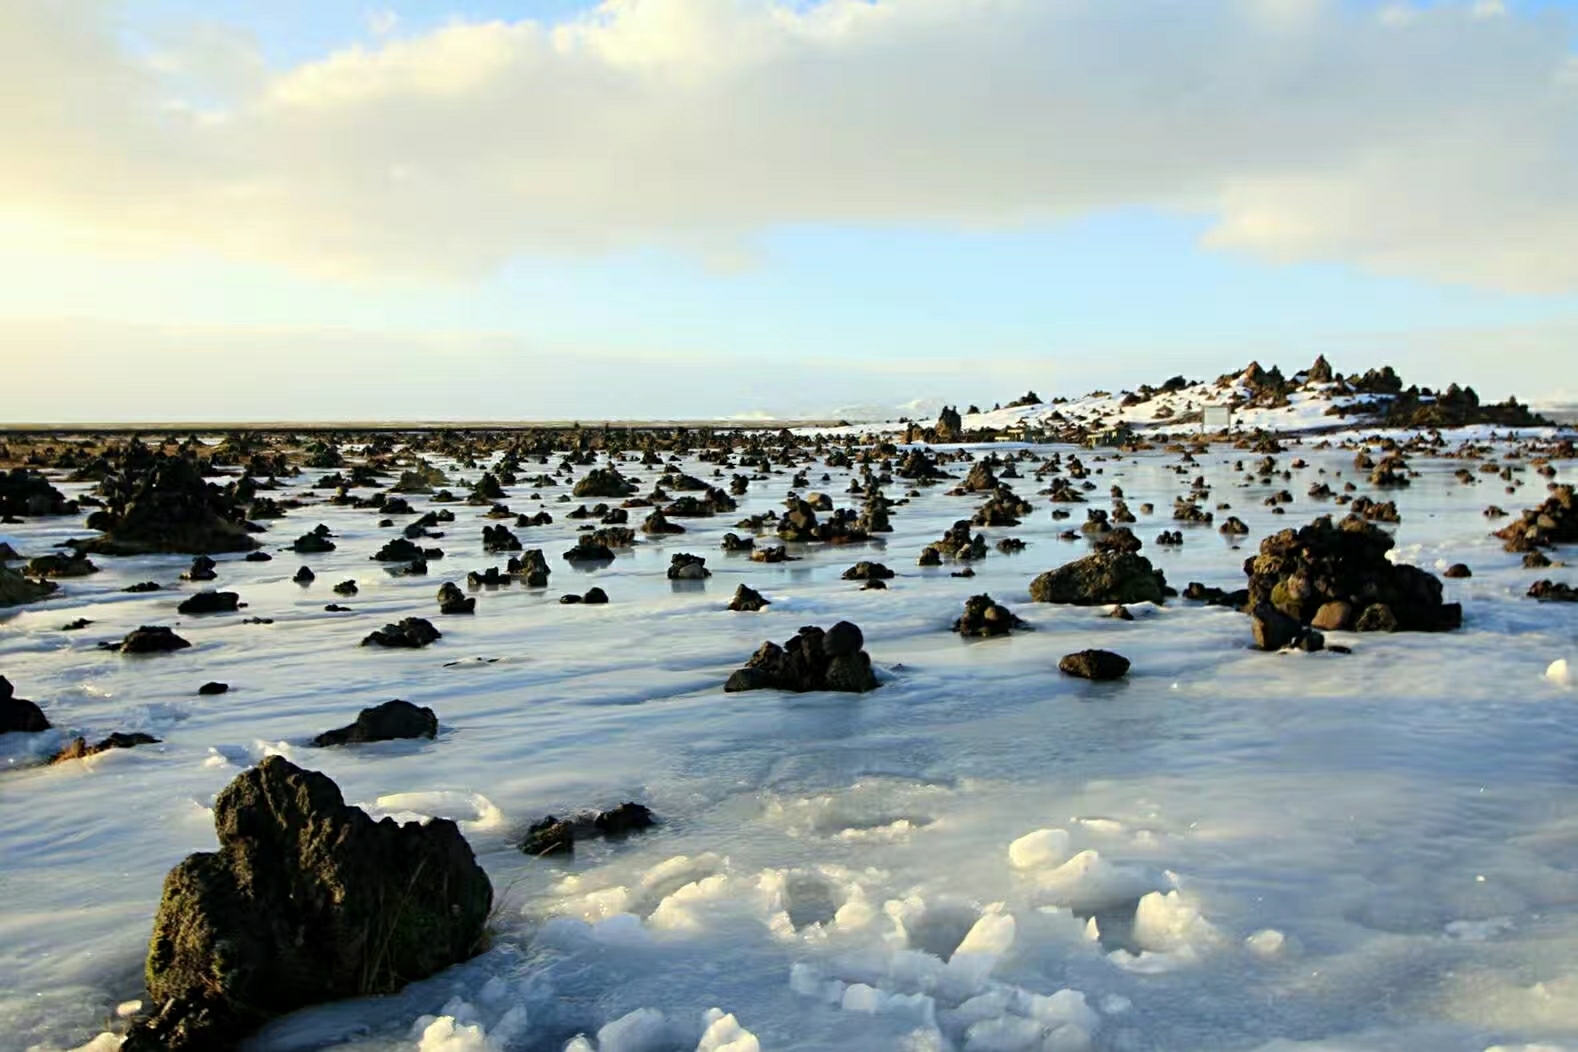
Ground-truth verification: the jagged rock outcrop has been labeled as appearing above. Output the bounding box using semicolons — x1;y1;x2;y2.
82;453;258;555
123;757;491;1050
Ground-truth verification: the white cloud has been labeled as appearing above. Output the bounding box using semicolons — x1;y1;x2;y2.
0;0;1575;291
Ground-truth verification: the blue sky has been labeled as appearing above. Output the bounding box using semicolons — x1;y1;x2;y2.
2;0;1576;420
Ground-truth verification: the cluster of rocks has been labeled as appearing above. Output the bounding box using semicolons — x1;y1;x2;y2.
1495;485;1577;554
361;617;441;649
83;451;258;555
952;594;1026;637
1244;514;1461;650
724;622;878;694
521;802;656;856
0;468;77;518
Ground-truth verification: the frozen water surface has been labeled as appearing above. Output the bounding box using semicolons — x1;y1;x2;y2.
3;432;1578;1052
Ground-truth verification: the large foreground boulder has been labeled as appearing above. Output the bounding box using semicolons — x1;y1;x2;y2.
124;756;492;1050
1029;552;1168;606
1245;514;1461;639
724;622;878;694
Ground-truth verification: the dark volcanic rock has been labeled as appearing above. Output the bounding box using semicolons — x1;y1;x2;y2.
667;553;711;580
0;675;50;733
724;622;878;694
312;700;438;746
564;537;615;564
293;566;316;585
0;468;77;518
1058;650;1131;681
437;582;475;615
729;584;770;612
28;551;99;578
1529;580;1578;602
82;453;257;555
595;802;655;836
522;817;574;857
0;564;56;607
199;682;230;696
1496;485;1578;553
291;531;336;554
181;556;217;582
177;591;240;616
482;524;521;553
360;618;441;649
1251;603;1304;651
841;561;895;581
573;468;638;499
1029;552;1168;606
1443;563;1473;579
122;756;491;1051
583;587;608;604
952;594;1027;637
1245;514;1460;634
119;626;192;654
520;803;656;857
373;537;427;562
51;731;160;763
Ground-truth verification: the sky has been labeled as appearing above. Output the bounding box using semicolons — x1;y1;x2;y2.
1;0;1576;422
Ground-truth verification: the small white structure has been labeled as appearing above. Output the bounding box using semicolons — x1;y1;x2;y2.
1201;406;1234;433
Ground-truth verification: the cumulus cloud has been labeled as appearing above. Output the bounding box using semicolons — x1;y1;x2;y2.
1;0;1575;290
